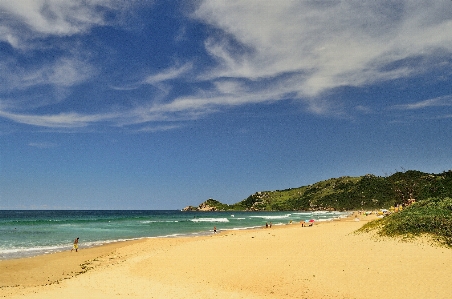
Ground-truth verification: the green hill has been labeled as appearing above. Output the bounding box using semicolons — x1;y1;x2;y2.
185;170;452;211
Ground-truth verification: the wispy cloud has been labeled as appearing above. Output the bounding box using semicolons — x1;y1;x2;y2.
0;0;130;129
392;95;452;110
144;63;193;85
1;1;452;130
1;57;94;92
139;63;194;98
194;1;452;105
129;0;452;121
135;124;182;133
354;105;374;114
0;0;123;49
0;110;117;128
28;141;58;148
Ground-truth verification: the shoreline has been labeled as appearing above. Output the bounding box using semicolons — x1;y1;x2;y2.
0;211;351;261
2;213;451;299
0;213;355;287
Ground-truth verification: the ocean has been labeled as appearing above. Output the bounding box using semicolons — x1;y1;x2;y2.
0;210;350;260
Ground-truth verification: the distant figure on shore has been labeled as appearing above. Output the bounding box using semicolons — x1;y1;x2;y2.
265;222;268;228
269;222;272;228
301;221;313;227
213;226;217;234
71;237;79;252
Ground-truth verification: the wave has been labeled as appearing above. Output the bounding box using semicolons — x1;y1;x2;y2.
140;220;179;224
0;244;71;260
190;218;229;223
0;244;67;255
249;214;291;220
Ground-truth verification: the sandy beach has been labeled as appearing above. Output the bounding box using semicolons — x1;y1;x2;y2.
1;215;451;299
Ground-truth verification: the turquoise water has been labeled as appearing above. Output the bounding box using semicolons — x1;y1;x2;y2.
0;210;350;260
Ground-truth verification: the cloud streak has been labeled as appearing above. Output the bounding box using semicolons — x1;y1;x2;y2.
392;95;452;110
144;63;193;85
0;110;116;128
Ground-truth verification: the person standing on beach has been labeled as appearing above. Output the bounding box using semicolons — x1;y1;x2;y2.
71;237;79;252
213;226;217;234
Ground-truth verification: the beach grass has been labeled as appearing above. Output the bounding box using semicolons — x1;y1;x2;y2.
357;197;452;246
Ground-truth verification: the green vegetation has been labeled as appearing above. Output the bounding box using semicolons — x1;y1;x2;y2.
186;170;452;247
189;170;452;211
229;170;452;211
202;198;231;210
357;197;452;247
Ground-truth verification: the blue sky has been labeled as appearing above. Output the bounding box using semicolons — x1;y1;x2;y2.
1;1;452;209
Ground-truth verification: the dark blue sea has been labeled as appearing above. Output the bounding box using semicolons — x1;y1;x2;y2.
0;210;349;260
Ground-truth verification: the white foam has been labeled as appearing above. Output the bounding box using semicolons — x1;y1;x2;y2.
140;220;179;224
249;214;291;220
0;243;70;254
190;218;229;223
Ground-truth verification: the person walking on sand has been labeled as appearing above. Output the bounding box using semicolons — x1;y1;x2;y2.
213;226;217;234
71;237;79;252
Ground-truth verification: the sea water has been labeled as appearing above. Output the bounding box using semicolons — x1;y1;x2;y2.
0;210;350;260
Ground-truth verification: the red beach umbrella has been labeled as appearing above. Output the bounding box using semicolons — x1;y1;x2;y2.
309;219;315;223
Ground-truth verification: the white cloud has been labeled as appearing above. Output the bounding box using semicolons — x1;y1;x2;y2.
119;0;452;123
135;124;181;133
0;110;116;128
0;1;112;114
355;105;374;114
3;57;93;91
139;79;292;120
0;0;114;123
2;1;452;130
0;56;95;113
144;63;193;85
392;95;452;110
213;80;246;95
194;0;452;101
0;0;122;48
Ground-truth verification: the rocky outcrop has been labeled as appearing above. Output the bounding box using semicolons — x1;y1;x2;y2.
181;206;198;211
197;201;217;211
182;198;222;211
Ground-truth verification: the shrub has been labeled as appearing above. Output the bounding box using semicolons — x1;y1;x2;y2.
358;197;452;247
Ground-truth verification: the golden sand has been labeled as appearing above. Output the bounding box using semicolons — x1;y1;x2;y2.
1;215;451;299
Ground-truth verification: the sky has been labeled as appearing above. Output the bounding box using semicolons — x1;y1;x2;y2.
1;0;452;210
